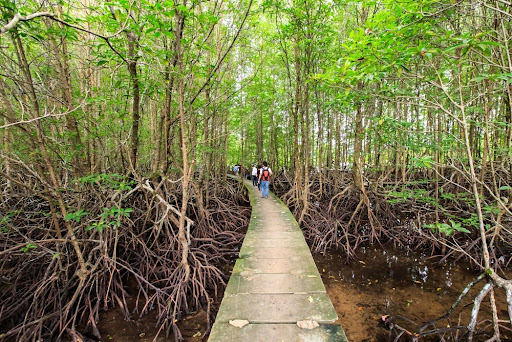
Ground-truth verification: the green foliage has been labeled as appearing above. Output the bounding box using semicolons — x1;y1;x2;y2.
2;0;512;258
86;206;133;232
483;205;499;215
86;220;109;232
65;209;89;223
387;188;436;205
424;220;471;237
411;156;434;168
0;210;22;233
440;192;456;201
20;243;37;252
459;213;479;231
77;174;135;191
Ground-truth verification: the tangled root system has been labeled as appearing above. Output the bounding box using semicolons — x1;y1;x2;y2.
0;174;250;341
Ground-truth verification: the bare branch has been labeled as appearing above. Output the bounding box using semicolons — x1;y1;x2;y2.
0;12;54;35
0;94;86;129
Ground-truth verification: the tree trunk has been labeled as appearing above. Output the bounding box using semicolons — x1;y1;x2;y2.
256;100;263;162
353;88;365;195
127;34;140;170
11;27;88;281
44;9;84;176
299;72;311;225
327;109;333;168
175;8;191;283
334;111;341;169
293;42;303;201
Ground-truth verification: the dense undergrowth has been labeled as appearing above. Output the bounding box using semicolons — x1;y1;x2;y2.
273;168;511;269
0;174;250;342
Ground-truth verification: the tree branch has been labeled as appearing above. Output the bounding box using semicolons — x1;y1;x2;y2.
0;100;85;129
0;12;54;35
0;11;128;64
188;0;254;107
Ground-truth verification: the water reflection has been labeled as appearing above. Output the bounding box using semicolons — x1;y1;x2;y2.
317;246;477;294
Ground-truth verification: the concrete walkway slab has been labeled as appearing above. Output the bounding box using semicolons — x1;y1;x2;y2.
241;237;305;248
215;293;338;323
225;273;327;294
239;246;311;259
245;231;305;240
209;323;347;342
208;178;347;342
231;257;319;275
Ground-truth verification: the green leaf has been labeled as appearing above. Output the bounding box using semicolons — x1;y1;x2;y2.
454;226;470;234
65;209;89;223
412;156;434;168
21;243;37;252
450;220;470;234
177;4;187;13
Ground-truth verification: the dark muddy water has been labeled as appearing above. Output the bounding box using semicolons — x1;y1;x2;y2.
314;246;511;342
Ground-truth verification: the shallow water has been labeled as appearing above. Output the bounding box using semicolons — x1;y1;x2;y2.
314;246;511;342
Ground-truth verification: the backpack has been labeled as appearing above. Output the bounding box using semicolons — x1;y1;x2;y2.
261;168;270;181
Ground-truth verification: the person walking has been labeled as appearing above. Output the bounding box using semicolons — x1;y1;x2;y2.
252;163;258;186
256;164;262;191
258;161;272;198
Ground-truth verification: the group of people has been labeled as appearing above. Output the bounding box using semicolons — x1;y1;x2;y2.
232;161;273;198
251;161;272;198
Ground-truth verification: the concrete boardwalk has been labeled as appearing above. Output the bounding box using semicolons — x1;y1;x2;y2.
209;179;347;342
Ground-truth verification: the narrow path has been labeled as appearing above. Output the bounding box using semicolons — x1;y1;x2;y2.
208;178;347;342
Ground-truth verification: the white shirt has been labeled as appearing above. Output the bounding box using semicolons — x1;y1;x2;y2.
252;167;258;176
